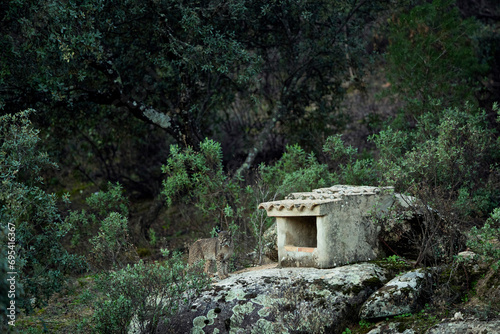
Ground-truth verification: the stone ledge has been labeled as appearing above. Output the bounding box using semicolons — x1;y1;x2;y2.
284;245;316;253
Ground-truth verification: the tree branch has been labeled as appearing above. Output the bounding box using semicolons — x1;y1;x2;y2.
79;57;191;145
233;104;282;178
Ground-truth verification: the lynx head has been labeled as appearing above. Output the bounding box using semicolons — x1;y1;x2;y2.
218;231;232;248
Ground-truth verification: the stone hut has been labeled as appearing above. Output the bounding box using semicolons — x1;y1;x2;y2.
258;185;395;268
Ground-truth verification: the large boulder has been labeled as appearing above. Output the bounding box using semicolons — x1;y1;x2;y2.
454;251;500;313
426;320;500;333
367;323;416;334
366;320;500;334
360;269;430;319
475;268;500;312
156;263;389;334
377;196;466;264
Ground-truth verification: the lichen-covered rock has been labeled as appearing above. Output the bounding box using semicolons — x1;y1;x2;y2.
426;320;500;333
156;263;388;333
360;269;429;319
367;322;416;334
366;319;500;334
455;251;488;277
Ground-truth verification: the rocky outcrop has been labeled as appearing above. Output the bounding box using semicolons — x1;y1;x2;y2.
426;320;500;333
360;269;430;319
365;319;500;334
455;251;500;313
367;323;416;334
156;263;388;334
130;259;500;334
377;198;465;264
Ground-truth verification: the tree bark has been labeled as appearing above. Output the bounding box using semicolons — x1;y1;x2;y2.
233;105;282;178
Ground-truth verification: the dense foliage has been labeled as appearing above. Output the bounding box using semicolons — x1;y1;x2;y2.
374;102;500;221
0;110;86;313
162;138;245;234
64;182;137;270
1;0;389;186
1;0;500;332
385;0;488;119
89;250;209;334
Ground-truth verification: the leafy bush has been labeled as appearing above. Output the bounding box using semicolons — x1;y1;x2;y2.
259;135;377;200
91;250;210;334
371;102;500;265
468;207;500;270
373;102;499;221
65;182;137;270
0;109;86;312
246;179;276;265
84;183;129;217
322;134;378;186
89;212;135;270
66;182;129;247
162;138;244;233
258;144;332;199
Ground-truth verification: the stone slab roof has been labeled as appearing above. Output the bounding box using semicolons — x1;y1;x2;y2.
258;185;394;213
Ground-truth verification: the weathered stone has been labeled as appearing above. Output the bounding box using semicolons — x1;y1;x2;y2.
455;251;490;277
365;319;500;334
360;269;430;319
156;263;388;333
378;199;465;263
426;320;500;333
367;323;416;334
472;265;500;312
259;185;396;269
456;250;476;260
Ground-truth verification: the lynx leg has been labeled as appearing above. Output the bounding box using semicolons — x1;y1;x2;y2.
204;259;213;275
216;260;227;279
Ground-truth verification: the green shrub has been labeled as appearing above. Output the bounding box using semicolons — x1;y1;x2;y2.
246;179;276;264
468;208;500;269
89;212;135;270
65;182;137;270
91;250;210;334
66;182;129;248
259;135;377;200
373;103;499;221
0;109;86;312
162;138;243;233
322;134;378;185
84;182;129;217
371;102;500;266
258;143;332;199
